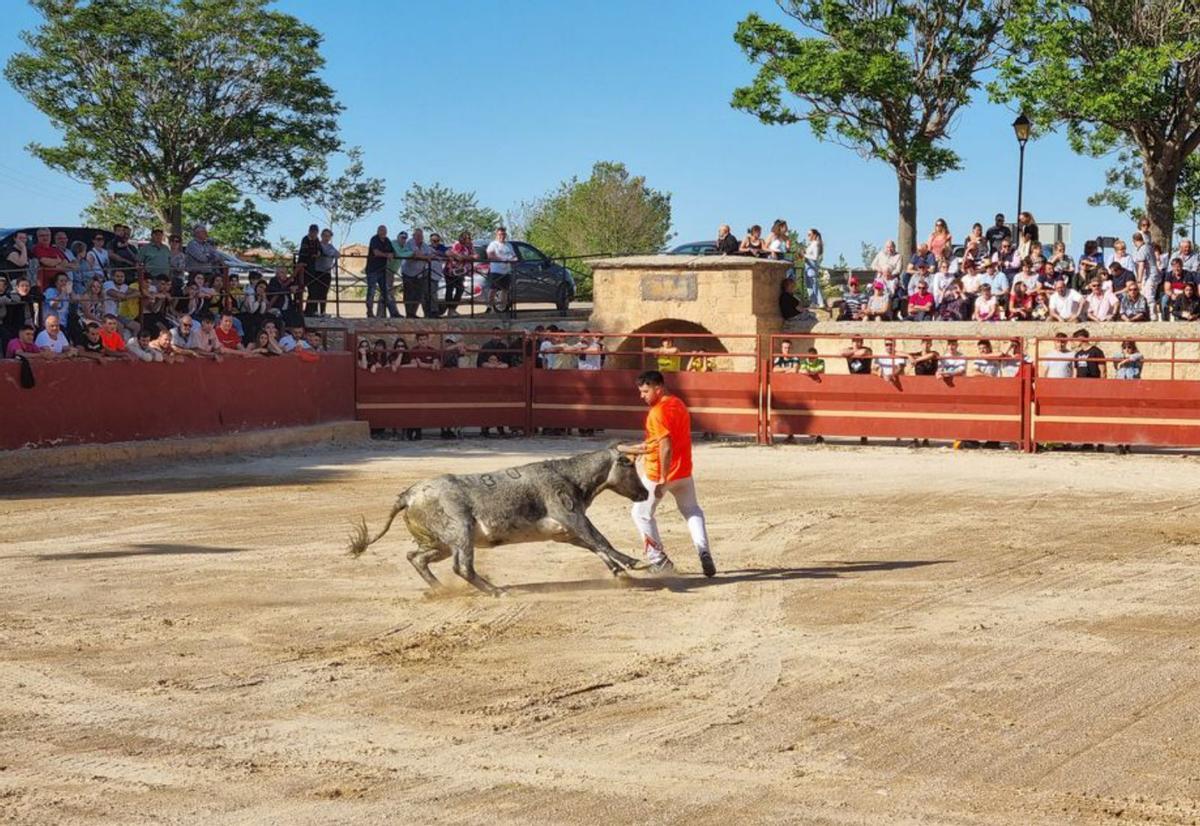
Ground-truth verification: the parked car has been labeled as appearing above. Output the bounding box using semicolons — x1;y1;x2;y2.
460;240;575;313
669;241;718;256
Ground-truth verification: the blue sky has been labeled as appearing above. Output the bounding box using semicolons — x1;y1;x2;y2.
0;0;1134;264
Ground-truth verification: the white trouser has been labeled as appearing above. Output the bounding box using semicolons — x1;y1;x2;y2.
631;473;710;562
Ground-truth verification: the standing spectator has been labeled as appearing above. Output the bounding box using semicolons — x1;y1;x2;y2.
1131;232;1162;319
3;231;29;282
1017;211;1039;245
1084;279;1119;322
184;225;223;278
1048;279;1082;322
644;336;681;372
937;339;967;377
1118;281;1150;322
839;276;866;320
365;225;395;318
779;277;801;320
716;224;739;255
1049;241;1075;284
485;226;517;313
34;314;73;357
1072;328;1107;379
802;228;825;310
477;326;512;368
138;228;171;279
576;329;605;370
1041;332;1075;378
927;218;952;259
773;339;802;371
1108;260;1134;294
305;228;337;317
909;337;939;375
297;224;322;288
1114;338;1143;383
985;213;1011;255
841;337;873;374
102;268;132;329
52;230;75;265
973;340;1001;377
168;234;187;285
3;276;39;340
1111;239;1133;273
401;228;433;318
1178;238;1199;274
428;232;449;317
267;267;302;325
874;338;906;379
870;239;903;276
766;219;792;266
32;227;69;291
109;224;138;280
446;231;474;316
1171;282;1200;321
6;325;47;359
739;224;766;256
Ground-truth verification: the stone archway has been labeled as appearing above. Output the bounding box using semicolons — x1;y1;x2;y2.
608;319;730;372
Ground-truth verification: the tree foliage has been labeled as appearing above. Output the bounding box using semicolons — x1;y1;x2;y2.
993;0;1200;247
1088;140;1200;237
399;182;502;242
305;147;385;247
82;182;270;249
732;0;1010;256
523;162;673;298
6;0;341;235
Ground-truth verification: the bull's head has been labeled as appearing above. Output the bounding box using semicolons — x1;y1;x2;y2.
605;448;649;502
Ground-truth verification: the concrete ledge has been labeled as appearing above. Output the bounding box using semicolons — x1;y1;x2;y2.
0;420;369;480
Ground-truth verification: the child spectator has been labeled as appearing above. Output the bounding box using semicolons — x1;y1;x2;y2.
6;325;46;359
937;339;967;377
773;339;802;372
909;338;939;375
973;339;1001;377
799;347;825;375
1113;339;1142;454
99;314;137;360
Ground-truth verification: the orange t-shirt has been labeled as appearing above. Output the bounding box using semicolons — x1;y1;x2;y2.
644;395;693;483
99;329;126;351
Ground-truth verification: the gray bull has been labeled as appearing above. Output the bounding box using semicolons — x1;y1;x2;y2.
348;447;649;595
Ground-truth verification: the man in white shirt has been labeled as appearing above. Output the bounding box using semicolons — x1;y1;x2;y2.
870;240;902;276
401;228;434;318
937;339;967;377
102;269;130;318
170;314;207;358
973;340;1001;377
1048;279;1083;322
874;338;907;379
485;226;517;312
34;314;74;356
126;329;163;362
576;329;604;370
1041;333;1075;379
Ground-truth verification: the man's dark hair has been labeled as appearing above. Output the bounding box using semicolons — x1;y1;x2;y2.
19;324;35;334
102;313;118;322
196;312;214;324
1055;332;1068;340
636;370;665;387
1073;328;1089;338
308;223;319;232
220;311;234;319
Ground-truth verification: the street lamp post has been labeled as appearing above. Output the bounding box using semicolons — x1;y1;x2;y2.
1012;113;1032;233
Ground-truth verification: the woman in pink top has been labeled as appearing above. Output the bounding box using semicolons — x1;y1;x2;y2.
447;231;474;316
927;218;952;259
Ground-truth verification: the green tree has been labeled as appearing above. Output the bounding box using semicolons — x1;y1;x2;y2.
305;147;385;247
82;182;270;249
1088;143;1200;239
994;0;1200;248
732;0;1010;257
860;241;879;268
399;182;502;242
7;0;341;236
523;161;673;297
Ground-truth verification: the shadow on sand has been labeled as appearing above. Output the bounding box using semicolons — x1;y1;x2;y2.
507;559;951;595
14;543;250;562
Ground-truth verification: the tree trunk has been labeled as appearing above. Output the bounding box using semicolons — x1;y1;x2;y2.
1144;156;1180;255
166;199;184;239
896;163;917;259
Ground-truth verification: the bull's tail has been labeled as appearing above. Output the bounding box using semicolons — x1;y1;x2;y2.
348;488;411;558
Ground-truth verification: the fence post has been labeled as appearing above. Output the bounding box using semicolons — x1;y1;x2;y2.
524;331;535;436
757;335;770;445
1021;358;1035;453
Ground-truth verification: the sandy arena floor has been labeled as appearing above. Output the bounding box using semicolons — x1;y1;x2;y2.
3;439;1200;825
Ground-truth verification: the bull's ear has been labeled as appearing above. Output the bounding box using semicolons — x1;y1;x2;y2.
616;454;634;466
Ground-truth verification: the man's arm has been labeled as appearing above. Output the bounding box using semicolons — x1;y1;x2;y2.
656;435;672;497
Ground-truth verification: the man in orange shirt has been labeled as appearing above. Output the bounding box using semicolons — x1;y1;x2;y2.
620;370;715;577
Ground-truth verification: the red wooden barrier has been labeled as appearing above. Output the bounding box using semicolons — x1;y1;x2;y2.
768;373;1025;443
531;369;762;436
1032;377;1200;447
0;353;354;450
355;365;529;430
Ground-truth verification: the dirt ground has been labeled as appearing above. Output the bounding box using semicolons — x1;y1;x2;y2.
3;439;1200;825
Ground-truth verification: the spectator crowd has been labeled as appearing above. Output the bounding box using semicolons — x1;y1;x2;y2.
0;223;331;362
766;212;1200;325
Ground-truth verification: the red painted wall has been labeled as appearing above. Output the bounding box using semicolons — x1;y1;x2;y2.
0;353;354;450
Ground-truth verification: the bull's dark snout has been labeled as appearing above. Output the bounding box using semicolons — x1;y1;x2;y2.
633;480;650;501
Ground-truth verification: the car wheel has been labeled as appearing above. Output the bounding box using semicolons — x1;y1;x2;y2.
555;283;572;315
